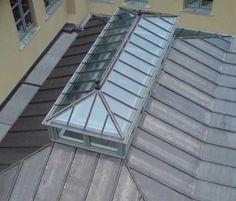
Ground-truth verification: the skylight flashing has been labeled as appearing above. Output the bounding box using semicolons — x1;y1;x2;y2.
43;9;178;158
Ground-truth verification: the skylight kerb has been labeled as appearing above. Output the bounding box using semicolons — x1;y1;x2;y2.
43;9;178;158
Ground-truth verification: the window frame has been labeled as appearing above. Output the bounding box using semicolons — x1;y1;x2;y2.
185;0;213;10
11;0;34;39
43;0;58;12
124;0;150;8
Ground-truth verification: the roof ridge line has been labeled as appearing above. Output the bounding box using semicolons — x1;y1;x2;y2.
99;91;125;139
124;160;150;201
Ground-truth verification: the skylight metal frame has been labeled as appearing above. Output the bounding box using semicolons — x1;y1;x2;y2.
100;14;177;144
43;9;178;158
44;8;138;119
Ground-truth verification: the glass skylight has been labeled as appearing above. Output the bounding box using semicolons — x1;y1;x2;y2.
43;9;178;158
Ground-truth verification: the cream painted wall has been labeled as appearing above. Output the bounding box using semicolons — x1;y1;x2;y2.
1;0;236;105
0;0;90;105
88;0;236;35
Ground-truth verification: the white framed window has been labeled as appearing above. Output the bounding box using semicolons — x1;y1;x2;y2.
185;0;213;10
44;0;58;12
126;0;148;2
10;0;34;39
124;0;149;8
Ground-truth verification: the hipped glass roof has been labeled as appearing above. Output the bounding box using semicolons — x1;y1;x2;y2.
44;9;178;144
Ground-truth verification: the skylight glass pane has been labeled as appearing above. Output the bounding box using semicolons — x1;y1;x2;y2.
59;94;84;108
93;42;120;53
108;71;145;97
115;115;131;136
99;34;123;43
103;29;128;38
69;95;95;128
63;131;84;143
103;116;119;136
134;26;165;47
126;42;157;65
130;34;162;56
162;17;175;24
114;61;150;86
53;108;72;125
90;137;118;152
86;95;107;133
102;82;141;109
104;94;136;121
67;82;95;93
139;18;169;39
82;62;108;72
119;51;154;75
74;71;101;82
109;18;133;29
146;17;172;31
88;51;115;62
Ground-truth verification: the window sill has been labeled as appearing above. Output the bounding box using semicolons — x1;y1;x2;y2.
122;1;150;9
180;8;213;16
45;0;63;21
89;0;115;4
19;26;40;50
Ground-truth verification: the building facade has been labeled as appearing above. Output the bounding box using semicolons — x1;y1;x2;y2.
0;0;235;105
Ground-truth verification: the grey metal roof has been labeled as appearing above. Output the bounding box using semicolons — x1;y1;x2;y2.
0;15;108;172
1;14;236;201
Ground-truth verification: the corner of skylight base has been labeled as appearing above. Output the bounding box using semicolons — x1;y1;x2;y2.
46;125;136;158
52;134;128;159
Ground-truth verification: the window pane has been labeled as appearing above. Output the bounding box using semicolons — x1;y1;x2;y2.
68;81;95;93
24;11;33;29
82;62;108;73
103;117;119;136
74;71;101;82
108;71;145;97
115;115;131;136
202;0;213;9
119;51;154;75
94;42;120;53
186;0;200;8
139;18;169;39
130;34;162;57
134;26;165;47
104;94;136;121
11;0;33;38
63;131;84;143
87;51;115;62
90;137;118;152
12;5;21;22
44;0;57;8
16;20;25;38
126;0;148;2
103;82;141;109
126;42;157;65
69;95;95;128
21;0;30;13
147;17;172;31
53;108;72;125
86;96;107;133
60;94;83;107
114;61;150;86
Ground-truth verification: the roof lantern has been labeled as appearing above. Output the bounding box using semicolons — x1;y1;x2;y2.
43;8;178;158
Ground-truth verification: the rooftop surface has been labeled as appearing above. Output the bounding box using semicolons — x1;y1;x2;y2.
1;11;236;201
0;15;108;172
